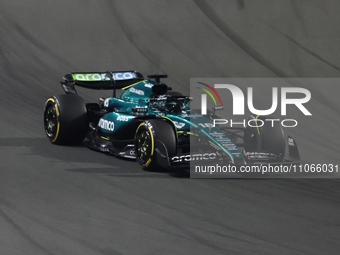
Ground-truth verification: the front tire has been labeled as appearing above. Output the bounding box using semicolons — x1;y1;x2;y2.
135;119;177;170
44;94;88;145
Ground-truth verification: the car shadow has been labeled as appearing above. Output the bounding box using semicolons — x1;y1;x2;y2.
0;137;190;178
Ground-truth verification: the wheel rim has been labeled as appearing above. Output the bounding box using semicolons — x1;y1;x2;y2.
44;103;58;138
136;128;152;164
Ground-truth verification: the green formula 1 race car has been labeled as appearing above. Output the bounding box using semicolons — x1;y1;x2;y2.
44;71;300;170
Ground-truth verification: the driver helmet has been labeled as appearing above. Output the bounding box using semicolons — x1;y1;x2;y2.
165;101;181;113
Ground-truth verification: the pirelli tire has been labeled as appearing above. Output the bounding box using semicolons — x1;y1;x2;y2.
245;115;285;160
135;119;177;170
44;94;88;145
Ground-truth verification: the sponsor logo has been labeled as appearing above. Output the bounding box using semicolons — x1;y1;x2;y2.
117;115;129;122
72;72;136;81
245;151;277;159
288;137;295;146
226;145;237;150
145;121;153;129
173;121;186;129
99;147;110;153
112;72;136;80
181;113;203;118
171;153;217;163
132;107;148;113
197;122;213;128
99;119;114;131
104;98;110;107
129;87;145;95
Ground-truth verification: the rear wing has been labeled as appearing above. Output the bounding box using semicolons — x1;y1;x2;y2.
61;71;144;95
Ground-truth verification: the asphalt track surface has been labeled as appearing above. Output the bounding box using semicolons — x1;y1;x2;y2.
1;1;340;254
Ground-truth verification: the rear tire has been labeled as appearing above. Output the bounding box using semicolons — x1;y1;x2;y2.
135;119;176;170
44;94;88;145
